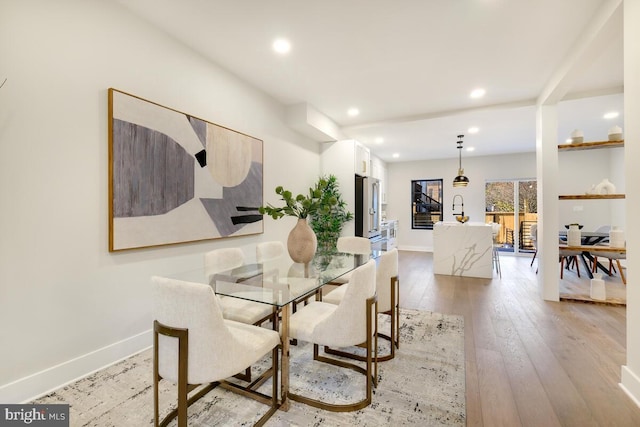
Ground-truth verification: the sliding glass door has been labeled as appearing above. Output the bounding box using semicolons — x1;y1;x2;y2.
485;179;537;255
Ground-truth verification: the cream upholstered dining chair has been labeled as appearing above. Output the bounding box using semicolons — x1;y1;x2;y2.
338;236;372;254
591;246;627;285
324;248;400;361
256;240;318;314
256;241;286;263
152;276;280;427
204;248;276;381
204;248;275;327
329;236;372;285
288;259;378;411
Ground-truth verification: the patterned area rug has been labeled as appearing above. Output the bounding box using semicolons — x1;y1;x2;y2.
35;309;465;426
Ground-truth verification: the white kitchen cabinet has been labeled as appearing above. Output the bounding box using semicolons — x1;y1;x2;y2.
370;154;388;204
320;140;363;236
355;141;370;176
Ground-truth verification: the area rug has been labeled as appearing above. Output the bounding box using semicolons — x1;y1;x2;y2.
35;309;465;426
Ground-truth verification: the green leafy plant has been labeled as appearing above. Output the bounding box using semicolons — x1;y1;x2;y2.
310;175;354;253
259;179;332;220
259;175;353;253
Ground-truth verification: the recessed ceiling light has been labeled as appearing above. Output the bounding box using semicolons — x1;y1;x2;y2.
468;126;479;134
466;147;475;152
374;137;384;144
470;88;486;99
272;38;291;54
347;108;360;117
603;111;619;119
392;153;399;158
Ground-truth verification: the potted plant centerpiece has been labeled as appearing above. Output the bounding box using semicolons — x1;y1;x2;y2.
310;175;354;254
259;179;333;263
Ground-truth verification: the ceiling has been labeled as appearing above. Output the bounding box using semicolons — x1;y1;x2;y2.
116;0;624;162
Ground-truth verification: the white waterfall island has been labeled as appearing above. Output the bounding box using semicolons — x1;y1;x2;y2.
433;221;493;278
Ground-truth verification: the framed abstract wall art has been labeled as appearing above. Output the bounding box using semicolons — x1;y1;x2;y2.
108;88;263;251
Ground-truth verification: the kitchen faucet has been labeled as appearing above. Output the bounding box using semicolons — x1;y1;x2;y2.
452;194;464;215
452;194;469;223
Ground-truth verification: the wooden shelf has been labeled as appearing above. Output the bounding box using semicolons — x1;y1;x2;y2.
558;140;624;151
559;194;625;200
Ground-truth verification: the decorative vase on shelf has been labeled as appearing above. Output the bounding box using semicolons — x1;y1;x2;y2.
567;224;581;246
287;218;317;264
590;273;606;301
594;178;616;195
570;129;584;143
586;184;598;195
609;226;625;248
608;125;623;142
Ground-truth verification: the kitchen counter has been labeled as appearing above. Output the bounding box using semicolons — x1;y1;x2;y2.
433;221;493;278
380;219;398;250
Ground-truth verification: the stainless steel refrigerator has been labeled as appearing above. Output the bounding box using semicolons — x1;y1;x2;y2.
355;175;381;241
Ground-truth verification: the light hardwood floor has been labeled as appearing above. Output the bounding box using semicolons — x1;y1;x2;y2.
398;250;640;427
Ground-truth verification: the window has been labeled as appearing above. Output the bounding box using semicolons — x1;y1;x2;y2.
485;179;537;254
411;179;443;229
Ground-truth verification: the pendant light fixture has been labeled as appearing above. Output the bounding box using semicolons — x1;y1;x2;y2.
453;134;469;187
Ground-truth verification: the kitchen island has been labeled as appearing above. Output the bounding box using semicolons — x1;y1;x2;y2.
433;221;493;278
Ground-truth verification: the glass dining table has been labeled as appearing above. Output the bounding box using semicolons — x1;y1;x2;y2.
166;248;383;410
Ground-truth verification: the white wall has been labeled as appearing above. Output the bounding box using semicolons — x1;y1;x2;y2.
621;0;640;406
386;152;537;251
0;0;319;402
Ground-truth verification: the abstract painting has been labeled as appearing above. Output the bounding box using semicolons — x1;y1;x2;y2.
108;88;263;251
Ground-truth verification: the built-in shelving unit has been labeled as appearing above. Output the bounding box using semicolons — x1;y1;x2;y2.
557;140;624;151
558;140;625;199
559;194;625;200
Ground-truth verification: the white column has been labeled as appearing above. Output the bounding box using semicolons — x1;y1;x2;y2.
620;0;640;406
536;105;560;301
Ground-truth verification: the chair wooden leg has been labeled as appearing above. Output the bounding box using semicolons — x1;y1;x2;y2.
560;257;565;279
617;259;627;285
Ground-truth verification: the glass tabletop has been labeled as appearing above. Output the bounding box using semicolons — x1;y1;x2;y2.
167;249;383;308
558;230;609;245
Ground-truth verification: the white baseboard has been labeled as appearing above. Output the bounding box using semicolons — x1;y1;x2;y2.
0;329;152;404
620;365;640;408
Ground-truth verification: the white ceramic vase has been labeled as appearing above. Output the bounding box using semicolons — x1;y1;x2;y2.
608;125;623;141
594;178;616;195
567;225;581;246
570;129;584;144
590;273;606;301
609;226;625;248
